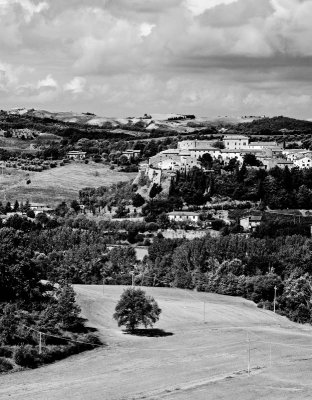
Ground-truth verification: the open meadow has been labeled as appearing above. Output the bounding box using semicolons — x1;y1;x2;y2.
0;285;312;400
0;163;136;206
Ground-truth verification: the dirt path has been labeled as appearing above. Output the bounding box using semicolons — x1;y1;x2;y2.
1;286;312;400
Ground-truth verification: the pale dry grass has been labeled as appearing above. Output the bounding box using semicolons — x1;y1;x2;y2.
0;163;136;205
0;286;312;400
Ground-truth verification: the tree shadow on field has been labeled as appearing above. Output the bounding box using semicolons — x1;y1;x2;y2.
124;328;174;337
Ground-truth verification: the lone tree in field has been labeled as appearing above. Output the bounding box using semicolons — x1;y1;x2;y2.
113;288;161;332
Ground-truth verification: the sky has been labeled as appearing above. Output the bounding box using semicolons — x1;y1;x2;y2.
0;0;312;118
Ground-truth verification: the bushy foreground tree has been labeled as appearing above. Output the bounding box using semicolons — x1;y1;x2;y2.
113;288;161;332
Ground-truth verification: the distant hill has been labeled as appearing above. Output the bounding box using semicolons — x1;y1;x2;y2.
236;116;312;135
0;109;133;142
2;109;312;141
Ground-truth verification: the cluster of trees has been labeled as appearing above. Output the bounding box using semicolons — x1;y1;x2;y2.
0;227;100;372
144;235;312;323
235;116;312;136
2;199;312;337
79;181;135;213
170;164;312;209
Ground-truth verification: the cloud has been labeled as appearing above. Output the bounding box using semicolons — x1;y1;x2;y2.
186;0;238;15
37;74;58;89
0;0;48;20
140;22;155;37
0;0;312;117
64;77;86;94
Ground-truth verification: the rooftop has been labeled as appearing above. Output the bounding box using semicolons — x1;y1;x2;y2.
250;142;278;146
223;135;249;140
168;211;200;216
221;149;262;153
161;149;180;154
189;147;216;151
250;216;263;222
276;160;294;164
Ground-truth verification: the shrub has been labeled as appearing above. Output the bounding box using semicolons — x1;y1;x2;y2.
0;357;13;373
14;345;39;368
81;333;102;346
0;347;13;358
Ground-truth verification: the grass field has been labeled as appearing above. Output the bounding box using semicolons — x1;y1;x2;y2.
0;163;136;206
1;285;312;400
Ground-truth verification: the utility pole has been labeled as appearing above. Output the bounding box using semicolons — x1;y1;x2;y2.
273;286;277;313
39;332;42;355
247;331;251;376
131;271;135;287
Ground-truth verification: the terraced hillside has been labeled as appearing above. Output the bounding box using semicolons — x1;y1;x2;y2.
1;286;312;400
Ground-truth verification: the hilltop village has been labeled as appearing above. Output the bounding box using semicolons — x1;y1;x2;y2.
144;135;312;172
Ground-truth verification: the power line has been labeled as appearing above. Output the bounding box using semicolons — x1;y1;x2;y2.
22;325;103;348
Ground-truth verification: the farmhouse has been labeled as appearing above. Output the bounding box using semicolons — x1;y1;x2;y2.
122;149;141;161
67;151;86;160
30;203;54;215
168;211;200;224
240;215;263;231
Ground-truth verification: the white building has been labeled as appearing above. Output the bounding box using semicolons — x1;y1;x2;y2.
168;211;200;224
178;140;216;151
248;141;278;150
240;216;262;231
121;149;141;160
219;149;263;165
260;158;294;170
283;150;312;162
189;148;221;159
30;203;54;215
223;135;249;150
294;157;312;169
67;151;87;160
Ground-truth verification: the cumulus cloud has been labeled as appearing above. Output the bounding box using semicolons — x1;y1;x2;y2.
0;0;312;117
64;77;86;94
37;74;58;89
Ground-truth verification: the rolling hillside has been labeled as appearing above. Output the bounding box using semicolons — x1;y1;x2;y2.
1;285;312;400
0;163;136;206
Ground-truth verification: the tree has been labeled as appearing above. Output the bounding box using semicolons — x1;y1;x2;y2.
113;288;161;332
5;202;12;214
71;200;81;213
199;153;213;169
13;200;19;212
243;153;261;167
149;184;162;200
26;209;35;218
132;193;145;208
53;284;81;329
